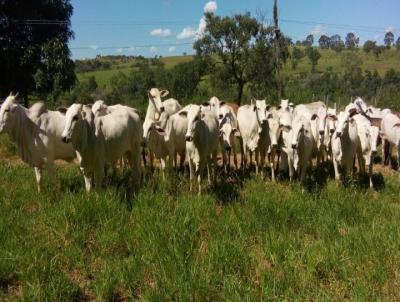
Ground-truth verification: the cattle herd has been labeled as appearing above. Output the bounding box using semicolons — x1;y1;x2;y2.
0;89;399;194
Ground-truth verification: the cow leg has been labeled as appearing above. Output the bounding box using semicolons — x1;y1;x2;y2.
45;162;56;190
333;159;340;184
34;167;42;193
160;158;166;180
397;142;400;171
94;165;105;190
233;143;238;170
288;153;294;182
197;162;205;195
255;150;259;175
241;143;247;170
179;152;185;170
368;161;373;188
270;149;276;182
80;167;93;193
188;159;194;193
259;148;266;179
383;139;390;166
206;156;212;185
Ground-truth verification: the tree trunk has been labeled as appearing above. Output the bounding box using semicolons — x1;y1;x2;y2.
236;80;244;105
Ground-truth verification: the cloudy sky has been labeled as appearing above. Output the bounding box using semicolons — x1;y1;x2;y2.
69;0;400;59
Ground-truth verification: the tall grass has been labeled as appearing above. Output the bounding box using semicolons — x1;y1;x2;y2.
0;161;399;300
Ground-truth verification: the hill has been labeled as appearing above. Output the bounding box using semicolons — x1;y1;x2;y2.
76;49;400;89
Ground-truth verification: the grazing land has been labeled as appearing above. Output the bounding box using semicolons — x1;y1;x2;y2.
0;136;400;300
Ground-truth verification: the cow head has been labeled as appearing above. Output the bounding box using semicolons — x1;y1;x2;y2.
0;93;19;133
208;96;220;116
267;111;280;148
219;122;238;151
148;88;169;114
91;100;108;117
251;99;267;126
61;104;88;143
369;126;380;155
184;105;202;142
291;116;309;150
335;111;352;138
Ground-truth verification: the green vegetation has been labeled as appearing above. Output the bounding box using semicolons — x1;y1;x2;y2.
0;159;400;300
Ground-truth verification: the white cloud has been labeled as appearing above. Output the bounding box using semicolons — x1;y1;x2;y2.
204;1;217;13
177;27;197;39
90;45;98;50
150;46;158;53
168;46;176;52
150;28;171;37
116;48;123;53
177;1;218;40
310;24;327;36
128;46;136;51
385;26;395;33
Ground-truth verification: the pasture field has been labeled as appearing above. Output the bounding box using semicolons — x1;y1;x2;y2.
1;138;400;300
76;49;400;89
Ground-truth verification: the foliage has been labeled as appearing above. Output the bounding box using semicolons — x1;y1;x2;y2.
384;31;395;48
330;35;345;53
291;47;304;70
0;0;75;104
345;32;359;50
305;47;321;72
363;40;377;53
318;35;331;49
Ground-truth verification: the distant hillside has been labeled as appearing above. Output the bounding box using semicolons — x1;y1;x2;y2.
76;49;400;89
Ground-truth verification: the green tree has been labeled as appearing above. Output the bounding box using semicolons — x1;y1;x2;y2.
305;47;321;72
318;35;330;49
397;37;400;50
194;12;260;104
384;31;394;48
363;40;377;53
304;34;314;46
0;0;75;103
330;34;345;52
345;32;359;50
291;47;304;70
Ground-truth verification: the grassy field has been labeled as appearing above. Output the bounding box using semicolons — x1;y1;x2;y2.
1;141;400;300
77;49;400;89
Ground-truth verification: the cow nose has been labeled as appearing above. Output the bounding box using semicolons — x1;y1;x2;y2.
225;145;231;151
371;150;377;155
61;136;69;143
319;130;324;135
336;132;342;138
160;106;165;112
329;129;335;134
185;135;193;142
272;143;278;148
262;119;267;124
291;144;297;149
141;138;146;147
218;114;223;119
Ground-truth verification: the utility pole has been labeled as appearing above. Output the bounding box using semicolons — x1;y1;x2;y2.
273;0;282;101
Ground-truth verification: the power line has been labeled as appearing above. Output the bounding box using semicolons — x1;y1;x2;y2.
70;42;192;50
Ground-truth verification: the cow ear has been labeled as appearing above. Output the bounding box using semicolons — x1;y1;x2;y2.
370;117;382;128
349;108;357;117
156;126;166;135
220;101;226;106
57;107;67;114
349;117;355;124
160;90;169;98
250;98;255;106
81;110;86;119
393;123;400;128
311;113;318;120
266;104;272;111
233;128;241;137
277;105;281;110
10;104;17;113
327;115;337;121
202;102;210;107
266;112;273;119
86;103;93;109
178;111;187;118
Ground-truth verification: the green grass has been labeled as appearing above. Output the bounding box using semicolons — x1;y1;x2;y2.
76;49;400;89
1;158;400;300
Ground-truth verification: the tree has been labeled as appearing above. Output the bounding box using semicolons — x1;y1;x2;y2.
291;47;304;70
330;34;345;52
305;34;314;46
384;31;395;48
194;12;262;104
318;35;331;49
0;0;76;103
397;37;400;50
345;32;359;49
363;40;377;53
340;52;362;74
305;46;321;72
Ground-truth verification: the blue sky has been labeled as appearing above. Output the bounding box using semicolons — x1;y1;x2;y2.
69;0;400;59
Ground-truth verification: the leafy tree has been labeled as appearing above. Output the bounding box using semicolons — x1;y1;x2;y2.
194;12;261;104
345;32;359;49
373;45;384;59
361;70;381;98
397;37;400;50
318;35;331;49
305;46;321;72
291;47;304;70
363;40;377;53
330;34;345;52
0;0;75;103
384;31;394;48
304;34;314;46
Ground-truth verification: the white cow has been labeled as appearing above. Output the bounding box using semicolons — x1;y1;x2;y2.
182;105;219;194
291;115;315;182
352;114;380;187
277;110;295;181
331;109;360;182
0;93;75;192
380;113;400;170
266;109;281;181
219;119;239;171
146;88;181;121
237;100;269;174
61;104;142;192
324;108;338;160
91;100;138;117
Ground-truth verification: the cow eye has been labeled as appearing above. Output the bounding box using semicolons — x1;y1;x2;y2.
73;115;78;121
4;109;9;113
